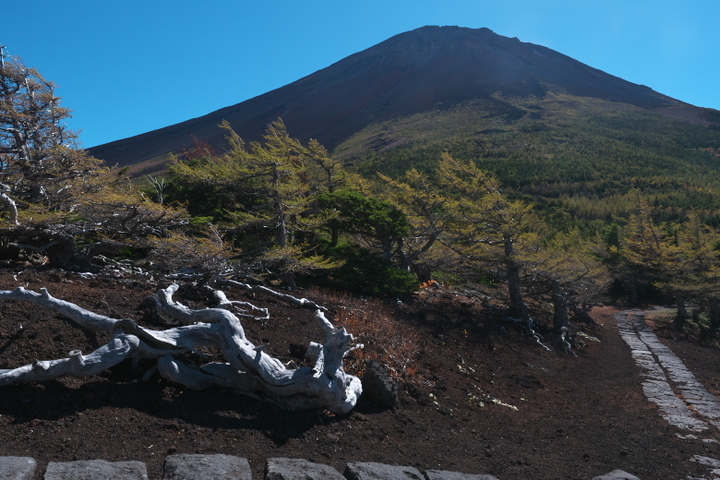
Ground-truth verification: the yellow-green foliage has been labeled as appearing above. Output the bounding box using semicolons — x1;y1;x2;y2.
168;120;353;283
146;225;236;274
339;93;720;230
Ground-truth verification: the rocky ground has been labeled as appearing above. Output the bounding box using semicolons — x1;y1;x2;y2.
0;267;719;480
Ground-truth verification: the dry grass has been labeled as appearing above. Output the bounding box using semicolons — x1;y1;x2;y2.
309;288;422;381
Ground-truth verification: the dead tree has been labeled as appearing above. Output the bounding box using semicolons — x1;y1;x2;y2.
0;284;362;414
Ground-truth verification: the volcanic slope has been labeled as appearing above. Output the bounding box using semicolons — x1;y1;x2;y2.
88;25;716;173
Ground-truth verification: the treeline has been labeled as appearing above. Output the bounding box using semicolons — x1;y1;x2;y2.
160;121;609;331
162;117;720;336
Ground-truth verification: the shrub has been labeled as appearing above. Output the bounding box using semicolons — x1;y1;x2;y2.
310;288;421;381
320;245;418;296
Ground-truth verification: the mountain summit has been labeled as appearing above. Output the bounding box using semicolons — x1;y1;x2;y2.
89;26;686;168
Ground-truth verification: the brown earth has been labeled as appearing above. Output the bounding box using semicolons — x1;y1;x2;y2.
0;267;719;480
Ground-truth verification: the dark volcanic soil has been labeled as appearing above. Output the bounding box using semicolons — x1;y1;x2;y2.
0;268;719;480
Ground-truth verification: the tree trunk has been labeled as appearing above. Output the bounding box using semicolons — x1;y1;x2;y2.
272;163;288;248
625;278;639;305
552;280;569;331
506;261;526;318
504;236;526;318
0;226;90;270
675;296;689;332
411;262;433;284
569;303;597;325
710;298;720;334
330;224;339;248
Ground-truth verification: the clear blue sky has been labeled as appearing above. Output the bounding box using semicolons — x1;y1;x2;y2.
3;1;718;148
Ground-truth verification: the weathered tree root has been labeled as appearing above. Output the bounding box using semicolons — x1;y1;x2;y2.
0;284;362;414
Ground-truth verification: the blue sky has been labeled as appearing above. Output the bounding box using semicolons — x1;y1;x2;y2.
3;1;719;148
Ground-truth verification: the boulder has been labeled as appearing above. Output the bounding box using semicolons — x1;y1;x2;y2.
361;360;398;409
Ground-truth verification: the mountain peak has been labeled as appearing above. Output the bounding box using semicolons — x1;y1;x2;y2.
89;25;684;169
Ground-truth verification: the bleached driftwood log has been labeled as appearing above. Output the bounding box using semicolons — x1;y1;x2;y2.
0;284;362;414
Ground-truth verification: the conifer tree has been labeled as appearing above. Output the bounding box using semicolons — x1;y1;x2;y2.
0;46;101;223
305;138;347;194
618;198;720;331
0;47;189;269
437;153;537;318
655;213;720;332
378;168;450;278
315;189;410;258
169;120;342;287
524;229;610;330
611;197;660;303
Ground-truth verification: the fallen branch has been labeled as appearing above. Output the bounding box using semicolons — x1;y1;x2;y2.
217;278;329;312
0;284;362;413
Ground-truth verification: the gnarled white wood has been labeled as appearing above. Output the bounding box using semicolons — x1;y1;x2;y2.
217;279;328;312
0;287;121;333
0;283;362;413
0;192;19;226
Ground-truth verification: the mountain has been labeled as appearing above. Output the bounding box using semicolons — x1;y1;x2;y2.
88;26;716;174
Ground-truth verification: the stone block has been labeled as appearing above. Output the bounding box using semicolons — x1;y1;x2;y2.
591;470;641;480
163;454;251;480
425;470;500;480
44;460;148;480
344;462;423;480
266;458;345;480
0;457;37;480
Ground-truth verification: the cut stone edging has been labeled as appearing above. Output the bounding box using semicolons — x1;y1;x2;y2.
345;462;424;480
589;470;640;480
615;310;720;480
0;454;640;480
267;457;345;480
44;459;149;480
165;454;251;480
0;456;36;480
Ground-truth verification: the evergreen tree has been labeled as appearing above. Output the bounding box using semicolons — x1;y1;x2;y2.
437;153;537;318
169;119;341;287
315;190;410;257
0;46;101;223
379;168;451;279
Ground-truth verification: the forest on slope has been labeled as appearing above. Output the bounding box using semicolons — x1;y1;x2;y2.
340;94;720;227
